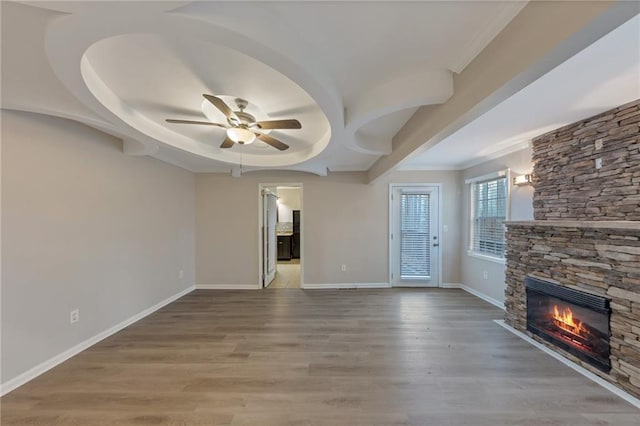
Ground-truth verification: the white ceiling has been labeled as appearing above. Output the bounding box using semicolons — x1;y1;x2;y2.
402;14;640;170
2;2;637;175
83;33;331;167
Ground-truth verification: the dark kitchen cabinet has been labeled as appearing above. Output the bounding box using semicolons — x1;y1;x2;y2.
293;210;300;233
292;233;300;259
277;235;292;261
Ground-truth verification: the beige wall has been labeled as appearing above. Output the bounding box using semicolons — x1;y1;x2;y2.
2;109;514;386
461;147;534;304
196;170;462;286
1;111;195;384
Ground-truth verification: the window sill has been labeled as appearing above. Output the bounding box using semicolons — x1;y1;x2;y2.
467;251;506;265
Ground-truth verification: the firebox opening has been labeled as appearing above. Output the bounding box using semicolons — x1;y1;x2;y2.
525;277;611;373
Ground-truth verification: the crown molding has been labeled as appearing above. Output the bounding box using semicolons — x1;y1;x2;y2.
448;1;528;74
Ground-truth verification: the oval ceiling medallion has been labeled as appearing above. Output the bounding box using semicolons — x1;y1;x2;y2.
81;33;331;167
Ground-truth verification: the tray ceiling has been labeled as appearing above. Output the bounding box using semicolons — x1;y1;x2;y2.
2;1;530;174
4;2;636;176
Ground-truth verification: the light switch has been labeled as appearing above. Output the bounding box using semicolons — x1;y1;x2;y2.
443;225;449;233
595;157;602;169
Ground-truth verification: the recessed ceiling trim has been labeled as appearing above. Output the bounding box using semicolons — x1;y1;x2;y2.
43;7;338;169
7;1;574;175
1;103;116;140
344;67;453;155
231;164;328;177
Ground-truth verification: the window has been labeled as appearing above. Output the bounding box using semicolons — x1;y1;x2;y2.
469;173;508;259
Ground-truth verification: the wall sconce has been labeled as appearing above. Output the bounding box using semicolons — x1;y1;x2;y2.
513;174;532;186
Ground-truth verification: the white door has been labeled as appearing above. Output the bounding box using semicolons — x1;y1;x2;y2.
390;185;440;287
262;190;277;287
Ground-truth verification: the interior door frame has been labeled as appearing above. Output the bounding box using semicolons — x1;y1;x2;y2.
389;183;442;287
262;188;278;287
257;183;304;289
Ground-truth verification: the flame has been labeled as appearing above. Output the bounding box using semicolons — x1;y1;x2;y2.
552;305;585;335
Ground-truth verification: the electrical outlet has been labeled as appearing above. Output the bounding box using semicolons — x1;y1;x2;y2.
178;269;184;279
483;271;488;280
595;157;603;169
341;264;347;272
70;309;80;324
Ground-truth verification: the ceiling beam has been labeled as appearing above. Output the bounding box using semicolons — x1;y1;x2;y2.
367;0;640;183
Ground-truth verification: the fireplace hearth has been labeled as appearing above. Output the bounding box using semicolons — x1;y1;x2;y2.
525;277;611;372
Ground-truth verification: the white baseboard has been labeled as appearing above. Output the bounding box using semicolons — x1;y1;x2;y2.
441;283;505;310
196;284;261;290
391;283;440;288
302;283;391;289
0;285;195;396
441;282;463;288
495;320;640;410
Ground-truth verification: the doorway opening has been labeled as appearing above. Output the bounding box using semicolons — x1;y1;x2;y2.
389;184;441;287
259;184;302;289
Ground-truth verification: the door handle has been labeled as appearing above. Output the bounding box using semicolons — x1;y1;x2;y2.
433;243;439;247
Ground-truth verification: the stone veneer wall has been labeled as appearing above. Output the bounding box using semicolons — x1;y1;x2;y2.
505;222;640;398
505;100;640;399
532;99;640;221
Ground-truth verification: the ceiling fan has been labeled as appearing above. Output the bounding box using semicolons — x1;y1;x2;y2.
166;94;301;151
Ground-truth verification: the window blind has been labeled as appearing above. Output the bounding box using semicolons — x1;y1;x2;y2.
400;193;431;279
471;176;507;258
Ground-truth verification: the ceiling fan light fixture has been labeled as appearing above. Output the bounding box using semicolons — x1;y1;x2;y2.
167;95;292;150
227;127;256;145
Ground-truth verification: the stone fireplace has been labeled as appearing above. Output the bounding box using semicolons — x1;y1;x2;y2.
525;276;611;373
504;99;640;399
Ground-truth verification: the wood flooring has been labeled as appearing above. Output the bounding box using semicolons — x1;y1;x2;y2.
2;289;638;425
268;264;300;288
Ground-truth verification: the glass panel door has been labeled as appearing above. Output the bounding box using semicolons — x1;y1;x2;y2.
400;193;431;280
391;186;439;287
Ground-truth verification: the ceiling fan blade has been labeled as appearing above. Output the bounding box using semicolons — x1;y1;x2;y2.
203;94;238;121
166;119;226;128
255;132;289;151
256;119;302;130
220;137;235;149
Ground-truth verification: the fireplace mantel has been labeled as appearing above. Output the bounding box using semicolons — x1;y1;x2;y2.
506;220;640;230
